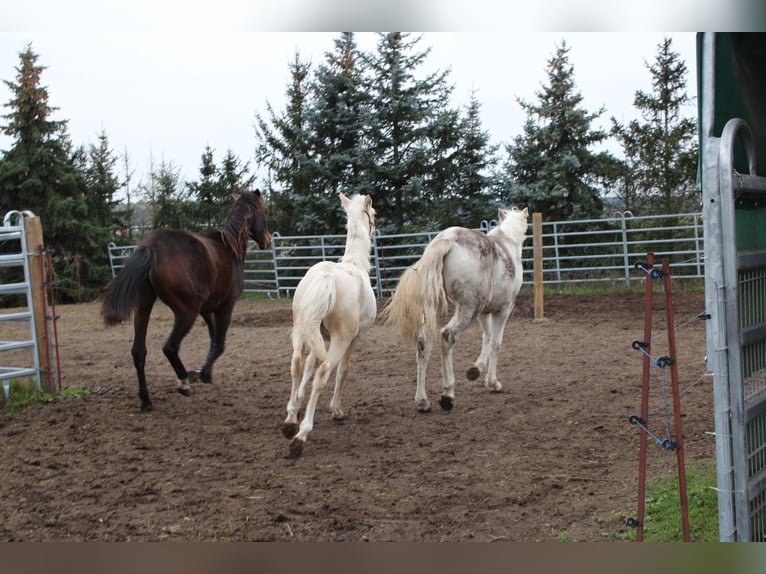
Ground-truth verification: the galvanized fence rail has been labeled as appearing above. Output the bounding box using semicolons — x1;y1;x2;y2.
108;211;705;300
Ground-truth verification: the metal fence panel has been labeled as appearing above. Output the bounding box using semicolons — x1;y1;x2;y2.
109;211;706;302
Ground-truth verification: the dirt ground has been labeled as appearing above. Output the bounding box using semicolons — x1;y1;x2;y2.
0;289;713;541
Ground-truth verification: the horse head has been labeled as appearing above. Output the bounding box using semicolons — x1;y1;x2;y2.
248;189;271;250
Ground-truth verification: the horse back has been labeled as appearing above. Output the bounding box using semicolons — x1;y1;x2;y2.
142;229;239;310
439;227;521;311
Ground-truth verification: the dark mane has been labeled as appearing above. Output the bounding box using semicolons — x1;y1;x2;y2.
221;192;264;261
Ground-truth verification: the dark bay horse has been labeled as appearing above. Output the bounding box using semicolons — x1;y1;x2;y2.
102;189;270;411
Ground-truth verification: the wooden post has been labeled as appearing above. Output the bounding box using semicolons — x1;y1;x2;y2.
23;216;52;393
533;212;544;321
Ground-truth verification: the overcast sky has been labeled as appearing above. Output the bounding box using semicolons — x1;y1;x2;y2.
0;2;721;199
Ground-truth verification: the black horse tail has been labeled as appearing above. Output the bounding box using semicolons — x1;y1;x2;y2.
102;246;154;325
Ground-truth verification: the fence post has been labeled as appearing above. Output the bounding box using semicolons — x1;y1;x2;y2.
24;217;53;393
619;211;631;287
533;212;544;321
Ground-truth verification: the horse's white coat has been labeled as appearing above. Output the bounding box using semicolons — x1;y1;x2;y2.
384;207;528;412
283;193;377;456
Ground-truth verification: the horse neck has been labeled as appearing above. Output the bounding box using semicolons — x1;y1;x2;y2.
341;231;372;271
492;228;525;259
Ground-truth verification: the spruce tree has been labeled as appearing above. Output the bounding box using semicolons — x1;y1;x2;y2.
307;32;370;233
442;91;500;228
502;40;612;221
611;37;698;214
364;32;455;232
186;145;219;229
0;43;107;301
254;51;316;234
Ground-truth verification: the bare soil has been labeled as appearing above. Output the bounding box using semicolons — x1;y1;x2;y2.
0;290;713;541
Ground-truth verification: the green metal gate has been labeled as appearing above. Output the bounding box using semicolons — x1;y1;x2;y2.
700;32;766;542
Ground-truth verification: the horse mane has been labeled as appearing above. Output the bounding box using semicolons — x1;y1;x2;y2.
220;191;264;261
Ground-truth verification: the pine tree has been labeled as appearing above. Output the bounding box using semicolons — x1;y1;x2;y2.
186;145;219;229
364;32;455;232
611;37;698;214
502;40;612;221
254;51;316;234
0;43;107;302
439;91;500;228
142;159;189;230
307;32;371;233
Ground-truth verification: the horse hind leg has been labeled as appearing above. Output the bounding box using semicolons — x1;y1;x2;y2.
438;307;474;411
195;307;233;385
282;349;315;439
415;333;433;412
289;341;348;458
131;293;155;411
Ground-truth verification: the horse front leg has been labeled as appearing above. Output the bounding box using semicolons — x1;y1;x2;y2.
329;340;356;420
162;311;197;396
483;310;512;393
415;332;433;412
196;307;232;384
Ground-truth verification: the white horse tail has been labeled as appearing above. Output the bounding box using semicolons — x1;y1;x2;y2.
291;271;336;363
384;238;451;343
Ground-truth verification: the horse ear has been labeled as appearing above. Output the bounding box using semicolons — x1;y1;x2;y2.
498;208;507;221
252;188;261;197
339;193;350;207
522;207;529;217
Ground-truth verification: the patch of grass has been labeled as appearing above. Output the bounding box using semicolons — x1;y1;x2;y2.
618;460;719;542
2;377;89;411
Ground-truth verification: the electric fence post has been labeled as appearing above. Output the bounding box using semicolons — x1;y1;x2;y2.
628;254;690;542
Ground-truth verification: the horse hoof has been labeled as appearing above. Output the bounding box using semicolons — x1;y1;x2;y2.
487;381;503;393
332;410;345;421
416;399;431;412
466;367;480;381
281;422;299;439
177;383;192;396
439;395;454;411
140;402;153;412
288;438;305;458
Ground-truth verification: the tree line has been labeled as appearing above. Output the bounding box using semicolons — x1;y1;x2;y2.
0;33;697;303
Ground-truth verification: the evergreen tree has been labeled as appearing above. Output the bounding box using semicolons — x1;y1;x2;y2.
437;91;500;228
363;32;455;232
502;40;612;221
217;148;254;200
186;145;219;229
142;159;190;230
0;43;107;302
307;32;371;233
611;37;698;214
254;51;316;234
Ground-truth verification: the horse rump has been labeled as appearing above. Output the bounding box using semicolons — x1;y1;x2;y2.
102;245;154;325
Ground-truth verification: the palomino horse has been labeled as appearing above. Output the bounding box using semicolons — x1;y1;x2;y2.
281;193;377;458
102;189;270;411
384;207;528;412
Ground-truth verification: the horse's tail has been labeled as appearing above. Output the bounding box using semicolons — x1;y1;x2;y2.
291;270;336;363
383;238;451;344
102;246;154;325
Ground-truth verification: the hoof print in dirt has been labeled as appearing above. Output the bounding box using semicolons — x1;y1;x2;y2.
288;438;305;459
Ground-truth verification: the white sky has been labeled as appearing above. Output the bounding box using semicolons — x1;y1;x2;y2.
0;5;704;199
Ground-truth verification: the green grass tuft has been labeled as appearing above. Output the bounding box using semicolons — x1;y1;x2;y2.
619;460;719;541
2;377;89;411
